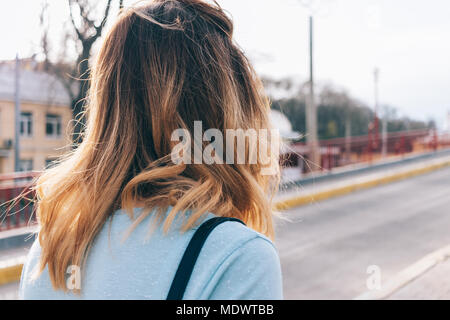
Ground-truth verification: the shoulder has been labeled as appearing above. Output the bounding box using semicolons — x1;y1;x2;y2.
186;216;283;299
19;235;49;299
203;216;278;259
21;234;42;275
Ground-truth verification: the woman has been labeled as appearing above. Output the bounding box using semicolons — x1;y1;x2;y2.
20;0;282;300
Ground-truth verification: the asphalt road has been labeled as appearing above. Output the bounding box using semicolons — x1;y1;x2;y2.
2;165;449;300
275;165;450;299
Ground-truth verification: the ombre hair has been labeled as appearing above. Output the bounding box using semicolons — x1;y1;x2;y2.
34;0;279;291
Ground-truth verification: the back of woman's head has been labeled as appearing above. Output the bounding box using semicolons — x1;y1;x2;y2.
35;0;279;290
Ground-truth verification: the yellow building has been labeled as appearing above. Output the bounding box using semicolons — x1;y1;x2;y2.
0;60;72;173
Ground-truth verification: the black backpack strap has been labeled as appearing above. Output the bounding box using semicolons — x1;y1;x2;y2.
166;216;245;300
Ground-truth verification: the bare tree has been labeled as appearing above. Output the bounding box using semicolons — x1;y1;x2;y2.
40;0;124;144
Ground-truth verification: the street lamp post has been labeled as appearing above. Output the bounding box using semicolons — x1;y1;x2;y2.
14;54;21;172
298;0;336;170
306;15;321;170
382;106;388;157
373;67;380;151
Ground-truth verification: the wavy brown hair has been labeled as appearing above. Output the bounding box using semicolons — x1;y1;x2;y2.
34;0;279;291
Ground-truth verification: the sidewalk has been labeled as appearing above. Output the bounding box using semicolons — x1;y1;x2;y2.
355;243;450;300
274;153;450;210
0;282;19;300
0;246;30;287
389;259;450;300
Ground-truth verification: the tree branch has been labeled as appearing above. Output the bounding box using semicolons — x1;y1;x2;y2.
77;0;96;30
41;0;122;143
94;0;113;37
68;0;85;42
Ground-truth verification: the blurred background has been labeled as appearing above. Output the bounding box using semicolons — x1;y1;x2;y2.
0;0;449;300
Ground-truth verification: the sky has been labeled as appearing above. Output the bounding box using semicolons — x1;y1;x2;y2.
1;0;449;128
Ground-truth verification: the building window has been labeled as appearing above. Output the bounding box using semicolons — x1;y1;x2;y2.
20;112;33;137
18;159;33;172
46;114;62;138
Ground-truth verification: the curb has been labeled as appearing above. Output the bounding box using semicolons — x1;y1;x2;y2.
0;254;27;286
274;159;450;211
0;264;23;286
281;148;450;189
0;229;36;286
355;244;450;300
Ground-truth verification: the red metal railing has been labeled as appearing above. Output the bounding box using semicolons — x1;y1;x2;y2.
1;131;450;231
0;172;38;231
283;129;450;173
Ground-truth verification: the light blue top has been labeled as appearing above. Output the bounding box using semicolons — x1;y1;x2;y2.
19;208;283;300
